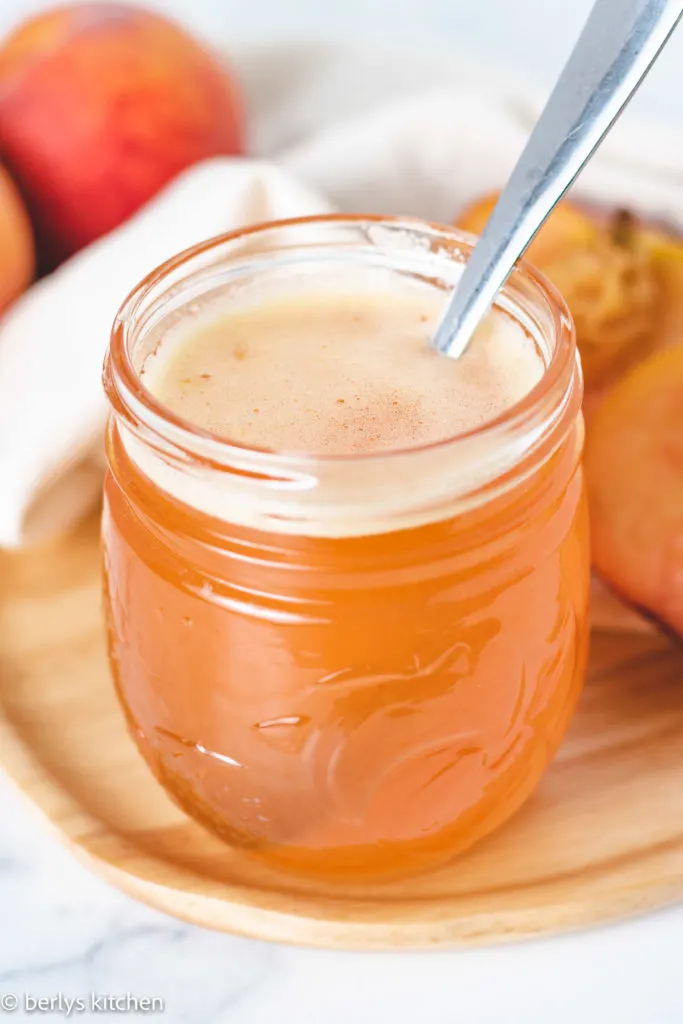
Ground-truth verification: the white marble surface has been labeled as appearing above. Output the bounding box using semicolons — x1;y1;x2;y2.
1;769;682;1023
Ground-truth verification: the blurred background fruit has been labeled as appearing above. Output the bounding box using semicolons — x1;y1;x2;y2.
585;345;683;635
456;194;683;395
0;161;34;311
0;2;245;272
459;192;683;635
643;231;683;354
457;193;599;269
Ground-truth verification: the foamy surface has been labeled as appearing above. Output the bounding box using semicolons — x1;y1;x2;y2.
141;285;544;456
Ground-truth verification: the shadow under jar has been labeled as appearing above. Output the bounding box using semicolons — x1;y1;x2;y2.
102;215;589;881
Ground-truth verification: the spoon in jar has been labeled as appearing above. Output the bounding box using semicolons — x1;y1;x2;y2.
432;0;683;359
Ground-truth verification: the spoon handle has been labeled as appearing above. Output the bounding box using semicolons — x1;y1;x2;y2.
433;0;683;359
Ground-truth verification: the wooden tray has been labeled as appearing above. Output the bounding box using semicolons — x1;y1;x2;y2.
1;512;683;950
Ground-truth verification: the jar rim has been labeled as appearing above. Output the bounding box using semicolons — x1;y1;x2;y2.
104;213;580;478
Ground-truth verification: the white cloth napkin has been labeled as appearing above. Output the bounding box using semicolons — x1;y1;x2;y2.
2;41;683;548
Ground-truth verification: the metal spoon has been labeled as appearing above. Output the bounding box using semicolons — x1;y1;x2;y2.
433;0;683;359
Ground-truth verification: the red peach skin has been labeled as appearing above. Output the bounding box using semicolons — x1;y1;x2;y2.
0;3;245;270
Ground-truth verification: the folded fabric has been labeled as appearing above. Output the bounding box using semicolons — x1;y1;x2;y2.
0;160;330;546
2;41;683;548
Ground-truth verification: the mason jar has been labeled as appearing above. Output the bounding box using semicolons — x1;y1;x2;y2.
102;215;588;880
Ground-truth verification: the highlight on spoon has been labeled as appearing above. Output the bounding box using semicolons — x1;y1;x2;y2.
432;0;683;360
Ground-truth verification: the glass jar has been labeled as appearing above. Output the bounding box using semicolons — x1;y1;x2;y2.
102;215;588;881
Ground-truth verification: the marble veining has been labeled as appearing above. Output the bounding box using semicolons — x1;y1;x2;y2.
2;773;683;1024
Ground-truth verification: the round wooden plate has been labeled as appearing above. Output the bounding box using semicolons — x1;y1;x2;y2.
1;512;682;950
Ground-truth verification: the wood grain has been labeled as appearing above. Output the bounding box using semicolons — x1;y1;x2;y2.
1;513;682;950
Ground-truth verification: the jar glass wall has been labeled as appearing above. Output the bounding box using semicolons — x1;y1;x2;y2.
102;216;589;880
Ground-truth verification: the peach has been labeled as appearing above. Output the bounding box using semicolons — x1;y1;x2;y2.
585;345;683;635
456;196;663;391
0;161;34;311
457;192;599;267
0;4;244;270
643;230;683;352
543;210;662;389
